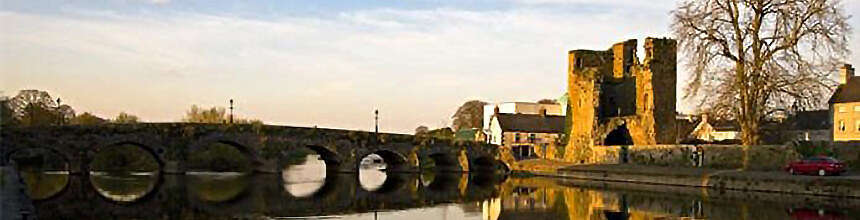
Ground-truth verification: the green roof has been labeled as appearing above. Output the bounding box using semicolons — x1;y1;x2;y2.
454;128;479;141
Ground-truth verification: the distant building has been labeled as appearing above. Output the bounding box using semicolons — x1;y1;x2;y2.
482;102;563;131
687;115;740;142
454;128;482;142
830;64;860;142
786;110;831;141
487;107;565;160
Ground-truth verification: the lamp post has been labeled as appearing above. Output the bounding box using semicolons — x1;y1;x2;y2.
56;97;62;125
374;109;379;134
229;99;234;124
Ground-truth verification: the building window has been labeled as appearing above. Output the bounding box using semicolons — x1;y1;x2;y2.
839;120;846;132
838;106;846;113
515;133;521;143
855;106;860;112
529;134;536;143
857;120;860;133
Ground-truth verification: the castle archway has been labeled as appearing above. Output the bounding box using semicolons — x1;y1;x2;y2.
605;124;633;146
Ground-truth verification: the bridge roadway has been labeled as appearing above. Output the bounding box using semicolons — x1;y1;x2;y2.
0;123;514;174
29;172;506;219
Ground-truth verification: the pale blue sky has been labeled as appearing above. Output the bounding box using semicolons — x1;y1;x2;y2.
2;0;858;134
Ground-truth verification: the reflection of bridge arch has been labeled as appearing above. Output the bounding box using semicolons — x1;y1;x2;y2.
282;172;342;199
89;173;162;204
470;156;510;173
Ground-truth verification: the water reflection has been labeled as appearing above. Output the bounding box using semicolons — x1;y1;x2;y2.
28;172;860;220
20;171;68;200
187;172;249;202
89;172;159;202
281;155;327;197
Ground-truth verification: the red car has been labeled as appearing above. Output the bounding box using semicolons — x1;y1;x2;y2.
786;156;847;176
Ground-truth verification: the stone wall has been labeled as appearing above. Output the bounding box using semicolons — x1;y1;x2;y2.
585;144;837;171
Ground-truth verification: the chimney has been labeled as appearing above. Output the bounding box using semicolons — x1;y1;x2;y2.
840;64;855;85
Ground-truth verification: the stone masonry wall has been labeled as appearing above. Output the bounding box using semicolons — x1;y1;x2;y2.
586;145;841;171
565;38;678;162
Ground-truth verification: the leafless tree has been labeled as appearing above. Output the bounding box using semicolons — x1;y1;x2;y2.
673;0;851;145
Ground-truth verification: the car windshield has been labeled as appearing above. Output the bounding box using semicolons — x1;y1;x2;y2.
804;157;838;163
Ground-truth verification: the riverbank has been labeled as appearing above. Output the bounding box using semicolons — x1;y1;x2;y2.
1;167;36;220
548;164;860;198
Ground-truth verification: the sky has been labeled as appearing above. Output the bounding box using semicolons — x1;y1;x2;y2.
1;0;859;134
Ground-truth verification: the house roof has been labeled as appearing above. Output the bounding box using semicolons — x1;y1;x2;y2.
493;113;565;133
793;110;831;130
829;77;860;103
711;120;739;132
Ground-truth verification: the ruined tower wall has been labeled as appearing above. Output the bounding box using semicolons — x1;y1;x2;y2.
566;50;610;158
565;37;679;161
644;38;678;144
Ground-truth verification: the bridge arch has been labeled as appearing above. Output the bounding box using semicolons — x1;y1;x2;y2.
304;145;342;168
418;144;466;172
357;149;410;172
87;137;166;173
189;137;258;173
4;146;72;171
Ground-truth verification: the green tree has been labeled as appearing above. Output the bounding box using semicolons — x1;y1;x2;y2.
8;90;74;126
71;112;106;125
426;127;454;139
451;100;485;131
1;97;19;127
672;0;850;145
415;125;429;135
113;112;140;123
183;105;263;125
184;105;227;123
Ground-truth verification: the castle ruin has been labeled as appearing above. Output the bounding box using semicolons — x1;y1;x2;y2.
566;38;678;151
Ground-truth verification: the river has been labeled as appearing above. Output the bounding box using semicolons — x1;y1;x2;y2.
18;156;860;219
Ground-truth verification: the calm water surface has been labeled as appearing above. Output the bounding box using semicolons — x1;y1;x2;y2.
20;156;860;219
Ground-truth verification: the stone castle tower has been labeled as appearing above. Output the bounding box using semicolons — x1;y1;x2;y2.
566;38;677;150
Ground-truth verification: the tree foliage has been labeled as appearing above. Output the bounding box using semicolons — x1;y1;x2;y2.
1;98;19;127
415;125;429;135
672;0;850;145
113;112;140;124
71;112;106;125
183;105;263;125
184;105;228;123
7;90;74;126
426;127;455;139
451;100;486;131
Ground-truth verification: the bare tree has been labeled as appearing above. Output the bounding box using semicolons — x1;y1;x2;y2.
673;0;850;145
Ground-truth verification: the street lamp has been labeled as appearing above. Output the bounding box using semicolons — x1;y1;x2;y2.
229;99;234;124
374;109;379;134
56;97;62;125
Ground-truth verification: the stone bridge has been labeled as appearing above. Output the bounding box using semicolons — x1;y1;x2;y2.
1;123;513;174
